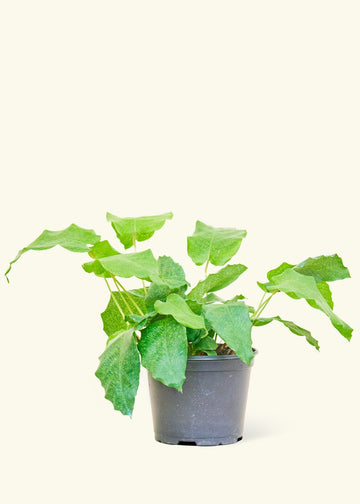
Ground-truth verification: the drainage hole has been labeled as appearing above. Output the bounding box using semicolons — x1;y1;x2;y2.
237;437;243;442
178;441;197;446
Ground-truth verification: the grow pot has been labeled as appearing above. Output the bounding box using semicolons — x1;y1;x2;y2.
147;352;256;446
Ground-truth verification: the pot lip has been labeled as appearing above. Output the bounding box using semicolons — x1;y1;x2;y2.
187;348;258;361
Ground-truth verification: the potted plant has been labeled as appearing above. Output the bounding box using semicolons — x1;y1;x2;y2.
5;212;353;446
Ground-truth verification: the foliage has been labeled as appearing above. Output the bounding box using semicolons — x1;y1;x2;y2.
6;213;353;417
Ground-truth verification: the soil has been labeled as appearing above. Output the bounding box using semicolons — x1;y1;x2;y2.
216;343;236;355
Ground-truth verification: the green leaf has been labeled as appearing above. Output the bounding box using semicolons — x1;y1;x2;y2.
188;264;247;303
187;221;247;267
84;249;161;282
83;240;120;278
294;254;350;283
138;318;187;391
5;224;101;281
157;255;188;289
203;302;254;365
89;240;120;259
192;336;218;352
154;293;206;329
186;327;207;344
101;290;146;337
106;212;173;249
271;269;353;340
126;311;157;330
145;282;187;311
267;262;295;282
307;281;334;310
95;329;140;417
203;293;225;304
253;316;319;350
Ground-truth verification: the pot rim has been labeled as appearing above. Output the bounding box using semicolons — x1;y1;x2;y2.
187;348;258;361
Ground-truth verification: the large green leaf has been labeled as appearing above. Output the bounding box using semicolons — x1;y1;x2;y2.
82;240;120;278
89;240;120;259
188;264;247;303
106;212;173;249
138;318;187;391
5;224;101;281
83;249;161;283
294;254;350;282
271;269;353;340
95;329;140;417
307;281;334;310
253;316;319;350
101;290;146;337
203;302;254;365
157;255;188;289
154;293;206;329
187;221;247;266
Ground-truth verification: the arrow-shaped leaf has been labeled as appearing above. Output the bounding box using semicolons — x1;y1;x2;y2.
187;221;247;267
106;212;173;249
95;329;140;417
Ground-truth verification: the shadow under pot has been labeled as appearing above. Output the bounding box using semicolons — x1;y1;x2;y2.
147;352;257;446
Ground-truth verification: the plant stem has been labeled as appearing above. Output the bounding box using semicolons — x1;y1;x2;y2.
104;277;126;319
111;276;133;313
251;292;267;319
251;290;279;321
113;277;145;316
204;259;210;277
133;232;147;295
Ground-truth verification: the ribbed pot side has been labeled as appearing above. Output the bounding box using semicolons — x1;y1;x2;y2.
147;354;256;446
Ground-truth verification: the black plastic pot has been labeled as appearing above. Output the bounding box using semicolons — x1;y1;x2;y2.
148;353;256;446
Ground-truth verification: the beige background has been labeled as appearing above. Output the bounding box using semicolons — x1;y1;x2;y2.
1;1;359;503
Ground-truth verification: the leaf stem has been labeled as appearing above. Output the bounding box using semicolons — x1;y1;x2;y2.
133;232;147;295
111;275;133;314
104;277;126;319
204;259;210;277
113;276;145;316
251;290;279;321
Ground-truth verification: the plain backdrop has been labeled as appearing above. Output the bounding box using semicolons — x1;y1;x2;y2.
1;1;359;503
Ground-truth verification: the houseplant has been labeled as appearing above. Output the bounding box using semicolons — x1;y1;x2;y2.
5;212;353;445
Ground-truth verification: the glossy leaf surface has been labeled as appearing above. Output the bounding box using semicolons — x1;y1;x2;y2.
188;264;247;303
187;221;247;266
154;293;206;329
95;329;140;416
203;302;254;365
5;224;101;281
106;212;173;249
138;318;187;391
